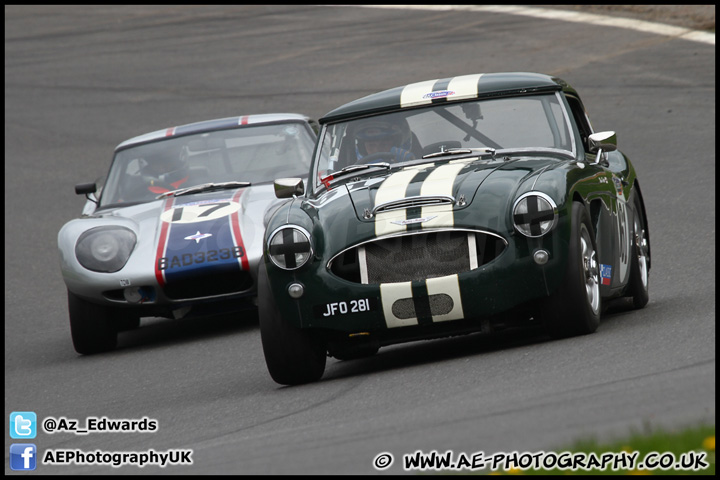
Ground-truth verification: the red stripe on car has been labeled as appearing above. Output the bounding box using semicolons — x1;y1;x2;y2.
230;189;250;271
154;196;175;287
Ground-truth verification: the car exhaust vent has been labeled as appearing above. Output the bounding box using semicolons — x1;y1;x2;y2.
329;230;506;284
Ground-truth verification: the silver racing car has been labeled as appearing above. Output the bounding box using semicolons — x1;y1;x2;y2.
58;113;317;354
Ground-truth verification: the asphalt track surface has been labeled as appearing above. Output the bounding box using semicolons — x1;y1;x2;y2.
4;5;715;475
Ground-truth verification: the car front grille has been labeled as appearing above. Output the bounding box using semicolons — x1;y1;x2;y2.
163;267;253;300
329;230;506;284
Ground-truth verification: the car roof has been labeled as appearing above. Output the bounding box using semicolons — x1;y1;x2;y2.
115;113;312;151
320;72;577;124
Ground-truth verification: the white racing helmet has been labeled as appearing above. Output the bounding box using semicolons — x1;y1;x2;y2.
354;116;412;159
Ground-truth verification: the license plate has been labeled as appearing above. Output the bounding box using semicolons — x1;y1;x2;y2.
313;298;378;318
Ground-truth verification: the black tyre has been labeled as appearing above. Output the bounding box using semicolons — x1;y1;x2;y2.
626;192;650;309
68;291;118;354
116;316;141;331
544;202;601;338
258;262;326;385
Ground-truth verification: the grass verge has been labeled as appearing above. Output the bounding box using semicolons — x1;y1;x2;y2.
482;423;715;475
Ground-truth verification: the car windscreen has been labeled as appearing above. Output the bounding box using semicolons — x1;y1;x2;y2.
100;122;315;207
313;93;574;191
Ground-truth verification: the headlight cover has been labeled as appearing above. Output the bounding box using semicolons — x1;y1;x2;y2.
75;226;136;272
512;192;558;237
267;226;312;270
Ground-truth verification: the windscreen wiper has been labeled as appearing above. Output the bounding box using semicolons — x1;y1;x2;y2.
320;163;390;189
422;147;496;160
156;181;251;198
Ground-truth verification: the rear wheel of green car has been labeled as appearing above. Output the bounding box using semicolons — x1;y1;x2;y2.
544;202;601;338
258;262;326;385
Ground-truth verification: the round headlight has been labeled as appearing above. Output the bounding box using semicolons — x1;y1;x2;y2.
267;226;312;270
513;192;558;238
75;226;136;272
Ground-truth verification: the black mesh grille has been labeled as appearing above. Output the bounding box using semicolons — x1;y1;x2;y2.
366;232;468;283
330;231;505;284
392;294;454;319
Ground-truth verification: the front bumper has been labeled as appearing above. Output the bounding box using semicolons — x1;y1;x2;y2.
267;228;570;340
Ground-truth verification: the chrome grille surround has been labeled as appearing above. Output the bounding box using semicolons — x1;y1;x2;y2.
372;195;455;217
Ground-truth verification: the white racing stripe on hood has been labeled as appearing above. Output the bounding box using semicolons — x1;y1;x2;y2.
374;169;420;236
375;162;468;329
420;162;465;229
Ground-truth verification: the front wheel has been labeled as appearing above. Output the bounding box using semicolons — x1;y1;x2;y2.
68;291;118;354
544;202;601;338
258;262;326;385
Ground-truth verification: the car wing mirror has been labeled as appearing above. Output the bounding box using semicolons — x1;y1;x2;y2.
274;178;304;199
75;182;99;205
588;131;617;165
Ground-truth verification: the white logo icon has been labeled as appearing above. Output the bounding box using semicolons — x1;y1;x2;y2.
14;415;32;437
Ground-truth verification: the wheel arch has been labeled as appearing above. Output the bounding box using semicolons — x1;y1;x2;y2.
630;180;651;271
570;191;603;236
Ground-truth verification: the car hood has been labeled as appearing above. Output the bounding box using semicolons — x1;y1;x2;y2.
342;157;559;233
59;185;279;282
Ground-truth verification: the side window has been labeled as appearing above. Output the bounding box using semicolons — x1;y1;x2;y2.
565;95;593;153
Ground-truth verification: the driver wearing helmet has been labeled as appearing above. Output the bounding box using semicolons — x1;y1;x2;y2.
354;117;415;164
141;143;190;194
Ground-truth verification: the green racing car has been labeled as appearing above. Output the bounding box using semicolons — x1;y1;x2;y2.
258;72;650;385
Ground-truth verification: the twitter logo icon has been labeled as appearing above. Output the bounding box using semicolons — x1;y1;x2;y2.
10;412;37;439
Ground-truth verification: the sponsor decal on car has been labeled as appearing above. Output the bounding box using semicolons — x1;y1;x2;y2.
390;216;437;226
400;73;484;108
612;175;624;198
600;264;612;286
184;231;213;243
423;90;455;100
157;246;245;271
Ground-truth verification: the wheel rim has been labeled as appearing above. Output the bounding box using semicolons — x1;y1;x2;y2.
634;217;649;289
580;226;600;314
